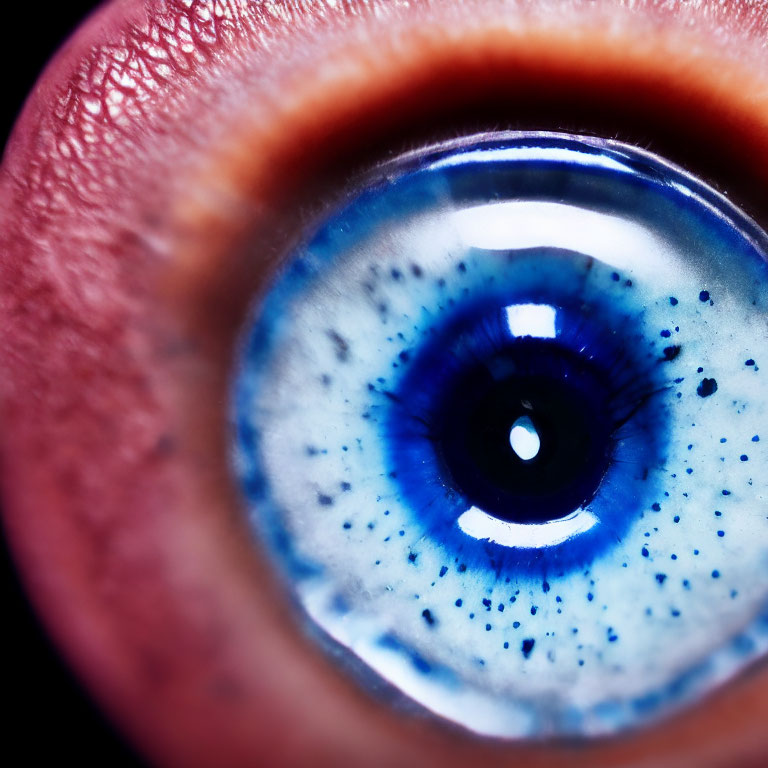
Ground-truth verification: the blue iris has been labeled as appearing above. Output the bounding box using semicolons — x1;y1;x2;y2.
232;133;768;738
385;252;668;576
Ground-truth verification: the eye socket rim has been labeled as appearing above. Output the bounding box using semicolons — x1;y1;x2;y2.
4;2;768;767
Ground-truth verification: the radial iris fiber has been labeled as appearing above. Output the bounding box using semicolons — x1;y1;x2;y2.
232;133;768;737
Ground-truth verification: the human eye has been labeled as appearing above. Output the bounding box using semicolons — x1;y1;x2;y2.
3;1;768;767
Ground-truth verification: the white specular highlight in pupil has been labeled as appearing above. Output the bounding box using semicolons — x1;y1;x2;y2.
509;414;541;461
457;506;600;548
233;133;768;740
505;303;558;338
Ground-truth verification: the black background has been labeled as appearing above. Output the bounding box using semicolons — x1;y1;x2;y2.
3;3;147;765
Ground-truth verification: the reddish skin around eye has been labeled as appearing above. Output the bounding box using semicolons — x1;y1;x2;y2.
2;1;768;766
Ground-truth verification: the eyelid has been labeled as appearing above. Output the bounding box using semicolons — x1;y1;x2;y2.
3;2;768;768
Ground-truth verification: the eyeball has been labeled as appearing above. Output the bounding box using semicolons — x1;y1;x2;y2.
234;132;768;737
4;2;768;767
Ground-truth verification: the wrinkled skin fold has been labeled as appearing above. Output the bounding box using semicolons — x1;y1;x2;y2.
2;1;768;767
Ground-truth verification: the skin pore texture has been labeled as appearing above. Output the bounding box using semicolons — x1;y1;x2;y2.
2;1;768;766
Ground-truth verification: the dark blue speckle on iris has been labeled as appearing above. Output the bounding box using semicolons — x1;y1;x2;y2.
522;638;536;658
232;132;768;740
697;378;718;398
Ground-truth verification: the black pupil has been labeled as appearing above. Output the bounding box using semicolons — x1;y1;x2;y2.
435;339;614;524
